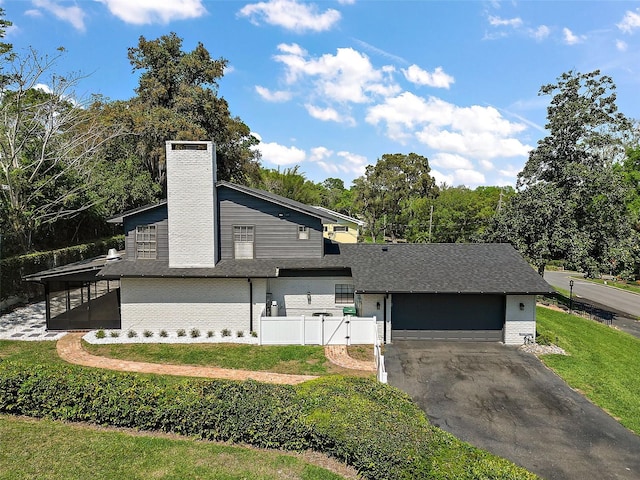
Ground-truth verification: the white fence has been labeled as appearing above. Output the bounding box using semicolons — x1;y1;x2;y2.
260;315;377;346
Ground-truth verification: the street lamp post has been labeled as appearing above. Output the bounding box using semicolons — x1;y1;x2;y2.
569;279;574;314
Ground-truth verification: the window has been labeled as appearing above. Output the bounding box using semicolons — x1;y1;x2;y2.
234;225;254;259
298;225;309;240
333;225;348;233
335;284;355;304
136;225;157;259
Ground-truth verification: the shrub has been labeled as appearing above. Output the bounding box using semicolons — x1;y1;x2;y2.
190;328;200;338
250;331;258;338
176;329;186;337
236;330;244;338
0;363;536;480
127;330;137;338
143;330;153;338
207;331;215;338
221;329;231;337
95;330;106;339
109;331;120;338
159;330;168;338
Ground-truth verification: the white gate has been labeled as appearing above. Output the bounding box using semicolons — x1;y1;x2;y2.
260;315;377;345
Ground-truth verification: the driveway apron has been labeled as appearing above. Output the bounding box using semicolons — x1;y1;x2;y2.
385;341;640;480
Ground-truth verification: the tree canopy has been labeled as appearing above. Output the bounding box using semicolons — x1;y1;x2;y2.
112;32;260;189
487;70;637;277
354;153;438;242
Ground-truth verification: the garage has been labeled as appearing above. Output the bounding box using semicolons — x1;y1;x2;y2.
391;293;505;341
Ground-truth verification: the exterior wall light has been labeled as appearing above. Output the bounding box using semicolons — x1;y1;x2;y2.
376;301;381;310
519;302;525;311
307;292;311;304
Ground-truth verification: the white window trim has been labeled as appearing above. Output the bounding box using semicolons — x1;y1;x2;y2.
135;225;157;260
234;225;255;259
298;225;309;240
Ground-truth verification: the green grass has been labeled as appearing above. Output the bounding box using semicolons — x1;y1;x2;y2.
0;340;63;364
579;277;640;294
82;341;372;377
536;306;640;434
0;414;347;480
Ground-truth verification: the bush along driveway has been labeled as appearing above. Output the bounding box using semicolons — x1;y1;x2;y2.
385;340;640;480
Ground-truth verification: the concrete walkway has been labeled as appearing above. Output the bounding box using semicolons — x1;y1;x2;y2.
57;334;375;385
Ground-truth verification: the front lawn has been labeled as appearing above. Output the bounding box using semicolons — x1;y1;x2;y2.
0;414;348;480
0;340;62;364
536;306;640;434
82;341;373;377
578;277;640;295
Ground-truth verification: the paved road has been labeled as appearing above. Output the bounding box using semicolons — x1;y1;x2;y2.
386;341;640;480
544;270;640;319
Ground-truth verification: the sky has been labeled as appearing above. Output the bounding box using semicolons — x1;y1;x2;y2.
2;0;640;188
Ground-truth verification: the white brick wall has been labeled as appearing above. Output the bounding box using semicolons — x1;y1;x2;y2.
120;277;263;335
359;293;388;342
504;295;536;345
166;141;217;268
268;277;353;316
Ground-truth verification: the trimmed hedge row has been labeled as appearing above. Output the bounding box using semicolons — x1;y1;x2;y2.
0;362;537;480
0;236;124;303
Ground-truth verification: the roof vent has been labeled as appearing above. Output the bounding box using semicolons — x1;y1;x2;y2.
381;246;388;252
106;248;121;261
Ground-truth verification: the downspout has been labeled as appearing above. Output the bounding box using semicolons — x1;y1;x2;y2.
248;278;253;333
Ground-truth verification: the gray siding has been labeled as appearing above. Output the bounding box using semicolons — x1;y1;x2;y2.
123;205;169;261
218;187;323;259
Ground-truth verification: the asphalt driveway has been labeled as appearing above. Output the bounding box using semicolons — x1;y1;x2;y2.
385;341;640;480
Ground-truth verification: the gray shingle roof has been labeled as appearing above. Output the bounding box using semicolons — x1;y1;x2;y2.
339;243;553;294
98;243;552;295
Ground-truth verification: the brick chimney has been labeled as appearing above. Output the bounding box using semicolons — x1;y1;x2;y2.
165;141;217;268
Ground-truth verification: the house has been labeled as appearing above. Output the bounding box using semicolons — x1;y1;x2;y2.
25;140;553;345
313;206;364;244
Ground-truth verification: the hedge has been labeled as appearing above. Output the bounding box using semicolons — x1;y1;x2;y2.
0;236;124;303
0;361;537;480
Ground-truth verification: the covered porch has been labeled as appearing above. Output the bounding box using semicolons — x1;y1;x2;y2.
24;255;121;331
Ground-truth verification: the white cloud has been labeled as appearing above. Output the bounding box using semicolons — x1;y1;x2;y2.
33;0;86;31
498;165;520;178
454;169;485;186
256;141;306;166
618;9;640;33
238;0;340;33
530;25;550;41
97;0;207;25
402;65;454;89
308;147;368;176
336;151;369;176
616;39;628;51
488;15;523;28
309;146;333;162
366;92;532;161
255;85;292;102
430;153;473;170
274;44;396;104
305;104;355;125
479;159;494;170
563;27;586;45
430;169;454;187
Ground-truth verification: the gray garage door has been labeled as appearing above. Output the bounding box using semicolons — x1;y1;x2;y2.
391;294;504;341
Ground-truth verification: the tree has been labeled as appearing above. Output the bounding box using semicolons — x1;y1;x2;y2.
120;33;260;189
0;48;121;252
490;70;635;276
252;166;321;205
354;153;438;242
